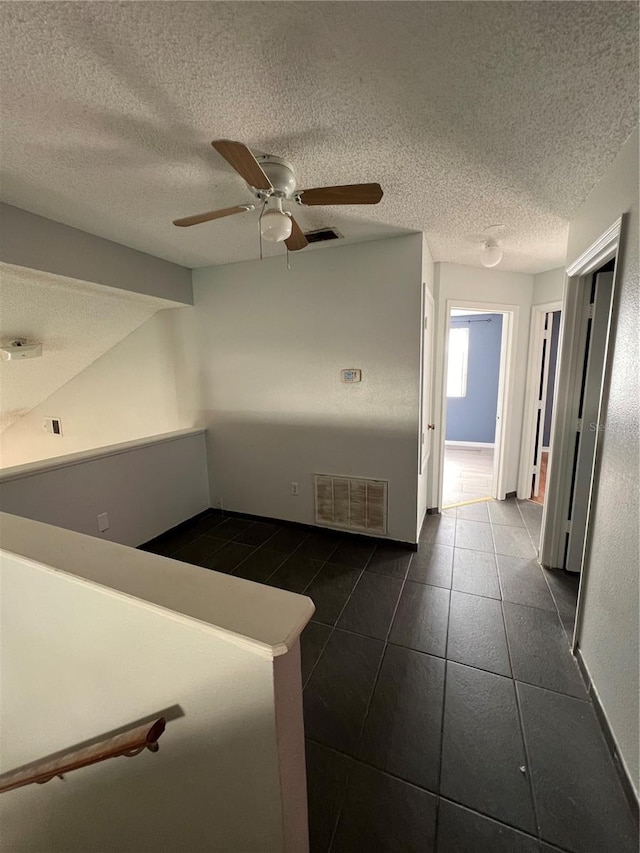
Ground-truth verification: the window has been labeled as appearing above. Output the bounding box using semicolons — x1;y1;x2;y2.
447;326;469;397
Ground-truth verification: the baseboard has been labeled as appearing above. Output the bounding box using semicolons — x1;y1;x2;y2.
575;647;639;825
139;507;218;548
445;440;495;448
218;508;419;551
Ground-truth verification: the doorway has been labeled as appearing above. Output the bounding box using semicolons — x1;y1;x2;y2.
439;303;515;509
519;302;563;509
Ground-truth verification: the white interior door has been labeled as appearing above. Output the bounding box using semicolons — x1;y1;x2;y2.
565;271;614;574
420;283;434;474
531;313;553;498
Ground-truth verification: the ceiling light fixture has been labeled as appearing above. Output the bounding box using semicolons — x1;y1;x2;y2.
481;240;503;268
260;197;293;243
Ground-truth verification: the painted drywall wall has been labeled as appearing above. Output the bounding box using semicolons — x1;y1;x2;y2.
532;266;565;305
0;545;306;851
0;203;193;304
445;313;502;444
0;308;201;468
430;263;534;507
542;311;561;447
569;126;639;794
0;430;210;546
193;235;423;544
417;236;436;535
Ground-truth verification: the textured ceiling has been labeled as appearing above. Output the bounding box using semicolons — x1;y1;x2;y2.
0;264;176;432
0;2;637;273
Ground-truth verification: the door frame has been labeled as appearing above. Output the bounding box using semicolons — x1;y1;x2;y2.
517;299;564;501
435;299;518;509
540;216;622;581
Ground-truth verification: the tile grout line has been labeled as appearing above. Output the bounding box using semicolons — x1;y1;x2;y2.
303;550;364;851
326;548;413;853
495;538;543;844
433;560;453;852
231;524;334;582
323;545;384;853
303;619;596;702
297;543;343;690
518;494;582;651
305;736;573;852
301;538;383;688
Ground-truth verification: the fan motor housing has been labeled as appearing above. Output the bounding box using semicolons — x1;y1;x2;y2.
252;154;297;199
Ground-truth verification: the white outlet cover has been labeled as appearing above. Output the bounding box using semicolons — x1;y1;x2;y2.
97;512;110;533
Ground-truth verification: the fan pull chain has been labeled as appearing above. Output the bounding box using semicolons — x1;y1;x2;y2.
258;200;267;260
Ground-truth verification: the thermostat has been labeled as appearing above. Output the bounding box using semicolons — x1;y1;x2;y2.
341;369;362;383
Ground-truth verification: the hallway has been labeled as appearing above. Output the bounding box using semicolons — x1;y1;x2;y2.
141;500;637;852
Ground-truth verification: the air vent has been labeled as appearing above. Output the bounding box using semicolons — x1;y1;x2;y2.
303;228;343;243
314;474;388;535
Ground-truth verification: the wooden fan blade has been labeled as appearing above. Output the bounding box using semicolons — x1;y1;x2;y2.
285;215;309;251
173;205;255;227
211;139;273;190
297;183;383;206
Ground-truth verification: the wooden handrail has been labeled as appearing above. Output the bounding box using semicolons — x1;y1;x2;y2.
0;718;166;794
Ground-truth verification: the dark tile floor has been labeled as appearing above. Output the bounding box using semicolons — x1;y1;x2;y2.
141;500;638;853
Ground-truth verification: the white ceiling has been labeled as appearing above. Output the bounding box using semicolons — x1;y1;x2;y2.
0;264;176;432
0;2;637;274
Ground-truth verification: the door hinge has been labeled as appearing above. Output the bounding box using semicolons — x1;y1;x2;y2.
587;303;595;319
576;419;583;433
566;520;572;534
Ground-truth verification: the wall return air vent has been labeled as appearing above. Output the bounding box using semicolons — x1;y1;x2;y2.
314;474;388;536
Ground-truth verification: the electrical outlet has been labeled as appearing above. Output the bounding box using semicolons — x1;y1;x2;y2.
291;482;299;496
97;512;109;533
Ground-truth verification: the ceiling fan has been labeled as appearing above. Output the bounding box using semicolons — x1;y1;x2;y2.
173;139;384;251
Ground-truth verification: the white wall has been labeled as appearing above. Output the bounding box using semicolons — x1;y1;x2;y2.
0;308;201;469
0;514;312;851
532;266;565;305
569;127;639;794
430;263;534;507
193;235;424;544
0;430;210;546
0;203;193;304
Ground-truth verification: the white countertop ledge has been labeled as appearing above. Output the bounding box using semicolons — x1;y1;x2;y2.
0;427;207;482
0;512;315;659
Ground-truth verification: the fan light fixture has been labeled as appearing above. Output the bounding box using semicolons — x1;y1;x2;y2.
481;240;503;268
260;198;293;243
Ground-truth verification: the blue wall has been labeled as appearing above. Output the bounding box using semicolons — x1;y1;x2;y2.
543;311;561;447
446;313;503;443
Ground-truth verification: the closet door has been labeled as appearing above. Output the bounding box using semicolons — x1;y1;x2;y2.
564;272;614;574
